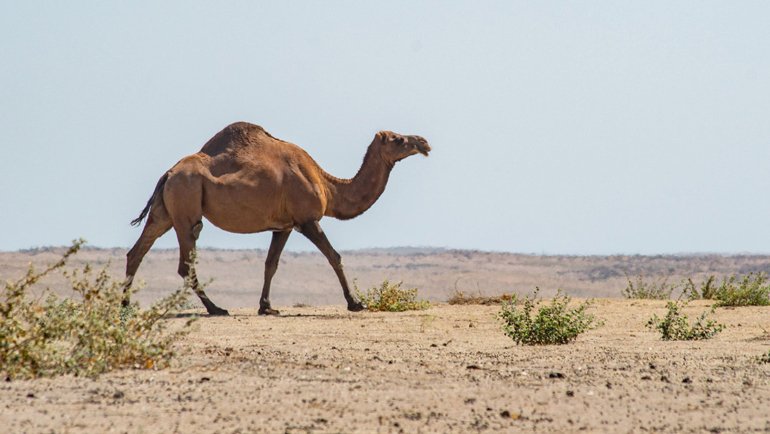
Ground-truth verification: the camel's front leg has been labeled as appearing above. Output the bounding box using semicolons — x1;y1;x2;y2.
258;230;291;315
298;221;365;312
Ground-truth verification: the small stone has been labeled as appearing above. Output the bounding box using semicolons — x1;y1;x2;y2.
548;372;565;379
682;377;692;384
112;391;124;399
566;390;575;397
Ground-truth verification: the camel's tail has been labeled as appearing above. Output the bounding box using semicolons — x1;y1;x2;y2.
130;172;169;227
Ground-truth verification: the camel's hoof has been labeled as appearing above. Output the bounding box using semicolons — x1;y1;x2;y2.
121;298;130;308
258;307;281;316
347;302;366;312
207;307;230;316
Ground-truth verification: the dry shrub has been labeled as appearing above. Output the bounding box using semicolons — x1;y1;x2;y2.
448;291;517;305
356;280;429;312
0;239;195;380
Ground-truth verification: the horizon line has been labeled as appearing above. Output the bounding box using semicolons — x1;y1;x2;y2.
4;244;770;258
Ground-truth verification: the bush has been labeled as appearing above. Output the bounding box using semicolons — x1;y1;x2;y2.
0;239;195;380
646;300;724;341
356;280;429;312
499;288;599;345
621;275;675;300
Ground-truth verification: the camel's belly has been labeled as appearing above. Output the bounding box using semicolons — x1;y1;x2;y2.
202;201;294;234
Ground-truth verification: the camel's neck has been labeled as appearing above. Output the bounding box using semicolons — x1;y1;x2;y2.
323;142;393;220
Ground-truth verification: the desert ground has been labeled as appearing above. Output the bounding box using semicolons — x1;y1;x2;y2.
1;248;770;433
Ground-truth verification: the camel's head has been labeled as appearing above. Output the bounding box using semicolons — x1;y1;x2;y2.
376;131;431;163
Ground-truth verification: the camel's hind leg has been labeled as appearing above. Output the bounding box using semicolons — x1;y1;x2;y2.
173;221;229;316
163;169;228;316
123;206;173;306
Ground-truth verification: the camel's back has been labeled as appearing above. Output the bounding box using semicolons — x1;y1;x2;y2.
199;122;289;156
194;121;327;191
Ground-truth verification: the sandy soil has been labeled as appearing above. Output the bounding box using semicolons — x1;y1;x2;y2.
2;300;769;433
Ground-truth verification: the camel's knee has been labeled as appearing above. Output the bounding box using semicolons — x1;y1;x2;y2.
177;262;190;278
192;221;203;240
265;256;281;272
327;251;342;268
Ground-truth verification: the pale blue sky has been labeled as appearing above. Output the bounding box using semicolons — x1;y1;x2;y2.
1;2;769;254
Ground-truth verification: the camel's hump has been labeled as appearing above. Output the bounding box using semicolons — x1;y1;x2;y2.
200;122;288;156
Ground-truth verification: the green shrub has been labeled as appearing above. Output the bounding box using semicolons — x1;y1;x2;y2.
356;280;429;312
499;288;599;345
621;275;675;300
646;300;724;341
0;239;195;380
712;273;770;307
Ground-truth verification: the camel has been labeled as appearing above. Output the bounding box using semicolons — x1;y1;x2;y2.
124;122;431;316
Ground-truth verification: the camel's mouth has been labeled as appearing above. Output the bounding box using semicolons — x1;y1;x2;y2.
416;142;431;156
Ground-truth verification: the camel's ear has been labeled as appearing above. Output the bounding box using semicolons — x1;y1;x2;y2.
378;131;392;143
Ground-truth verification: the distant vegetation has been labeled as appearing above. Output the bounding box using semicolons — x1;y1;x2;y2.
0;239;195;380
621;275;676;300
646;300;724;341
682;276;718;300
499;288;599;345
355;280;429;312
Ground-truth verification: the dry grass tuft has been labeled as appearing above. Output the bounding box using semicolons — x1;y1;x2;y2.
447;291;517;305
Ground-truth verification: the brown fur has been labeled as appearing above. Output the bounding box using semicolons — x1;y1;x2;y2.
124;122;430;315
